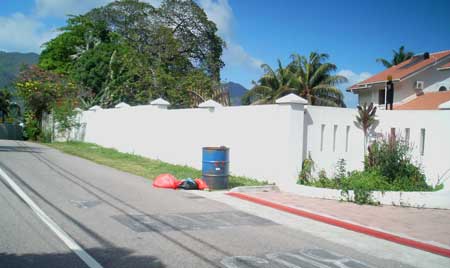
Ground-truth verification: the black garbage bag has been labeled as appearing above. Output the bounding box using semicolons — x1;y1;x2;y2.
178;178;199;190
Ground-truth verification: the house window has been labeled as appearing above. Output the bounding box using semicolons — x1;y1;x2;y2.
378;90;386;105
439;86;447;92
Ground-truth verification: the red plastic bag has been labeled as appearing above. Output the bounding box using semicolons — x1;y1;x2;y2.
194;178;209;190
153;174;179;189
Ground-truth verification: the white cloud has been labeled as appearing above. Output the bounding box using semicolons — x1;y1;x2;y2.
198;0;233;39
223;42;263;69
338;69;372;87
34;0;162;17
199;0;263;72
337;70;372;107
0;0;163;53
0;13;57;53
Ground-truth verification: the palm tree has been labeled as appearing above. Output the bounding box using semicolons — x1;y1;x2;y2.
376;46;414;68
354;102;377;154
241;59;297;105
289;52;347;107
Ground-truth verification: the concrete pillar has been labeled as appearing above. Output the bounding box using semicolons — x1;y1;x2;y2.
275;93;307;189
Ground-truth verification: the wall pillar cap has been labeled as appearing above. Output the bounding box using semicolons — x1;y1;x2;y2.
74;108;84;113
88;105;102;111
115;102;130;108
438;100;450;110
150;98;170;109
198;99;223;109
275;93;308;105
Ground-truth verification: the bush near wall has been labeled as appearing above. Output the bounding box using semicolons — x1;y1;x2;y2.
298;136;442;204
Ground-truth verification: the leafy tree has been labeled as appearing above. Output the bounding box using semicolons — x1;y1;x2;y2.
242;60;297;105
354;102;377;154
0;89;13;122
38;0;224;108
158;0;224;80
52;99;80;141
15;65;78;139
243;52;347;107
376;46;414;68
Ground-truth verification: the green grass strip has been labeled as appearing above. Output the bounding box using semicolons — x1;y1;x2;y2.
46;141;267;189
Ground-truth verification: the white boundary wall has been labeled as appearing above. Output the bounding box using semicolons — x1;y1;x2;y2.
69;96;450;207
74;101;304;188
305;106;450;187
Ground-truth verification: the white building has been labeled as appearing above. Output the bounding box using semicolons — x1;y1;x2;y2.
348;50;450;110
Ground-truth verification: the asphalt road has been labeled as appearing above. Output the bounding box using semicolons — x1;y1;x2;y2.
0;140;444;268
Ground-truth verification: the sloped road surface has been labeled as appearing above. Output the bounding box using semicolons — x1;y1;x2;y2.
0;140;443;268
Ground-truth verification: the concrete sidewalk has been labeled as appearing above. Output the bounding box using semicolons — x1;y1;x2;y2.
231;191;450;249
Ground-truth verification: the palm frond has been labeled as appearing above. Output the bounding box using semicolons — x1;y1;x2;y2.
376;58;392;68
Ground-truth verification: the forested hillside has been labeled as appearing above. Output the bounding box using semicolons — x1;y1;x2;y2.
0;51;39;90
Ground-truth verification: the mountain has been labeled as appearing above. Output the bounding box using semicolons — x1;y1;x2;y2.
0;51;39;90
222;81;248;106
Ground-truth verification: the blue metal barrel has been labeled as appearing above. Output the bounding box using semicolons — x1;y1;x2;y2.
202;147;229;189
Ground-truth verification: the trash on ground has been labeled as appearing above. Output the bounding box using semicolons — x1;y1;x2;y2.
178;178;198;190
194;178;209;190
153;174;209;190
152;173;180;189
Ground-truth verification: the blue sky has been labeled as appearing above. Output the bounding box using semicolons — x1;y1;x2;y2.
1;0;449;107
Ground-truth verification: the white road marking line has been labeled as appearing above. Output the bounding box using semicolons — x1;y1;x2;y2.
0;167;103;268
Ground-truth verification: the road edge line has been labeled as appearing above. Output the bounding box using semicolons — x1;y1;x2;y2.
0;167;103;268
226;192;450;258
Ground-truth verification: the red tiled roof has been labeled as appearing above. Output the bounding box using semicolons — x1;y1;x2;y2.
395;91;450;110
349;50;450;90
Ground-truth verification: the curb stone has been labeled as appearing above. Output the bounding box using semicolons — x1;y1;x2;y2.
229;185;280;193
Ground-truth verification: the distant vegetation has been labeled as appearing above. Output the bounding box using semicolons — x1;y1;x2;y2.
242;52;347;107
0;51;38;123
222;82;247;106
0;51;39;89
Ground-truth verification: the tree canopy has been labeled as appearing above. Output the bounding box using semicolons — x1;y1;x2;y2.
242;52;347;107
38;0;225;109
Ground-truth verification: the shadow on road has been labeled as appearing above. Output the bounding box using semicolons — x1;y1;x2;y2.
0;145;43;153
0;247;165;268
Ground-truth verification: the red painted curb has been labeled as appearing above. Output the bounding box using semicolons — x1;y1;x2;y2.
227;192;450;258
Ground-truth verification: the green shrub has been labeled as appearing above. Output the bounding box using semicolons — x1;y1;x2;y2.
340;170;390;204
304;170;340;189
298;136;439;205
366;137;430;191
23;112;40;140
335;158;347;184
298;153;315;185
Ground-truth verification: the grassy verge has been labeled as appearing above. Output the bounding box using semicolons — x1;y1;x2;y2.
46;141;267;188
